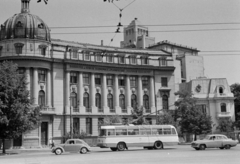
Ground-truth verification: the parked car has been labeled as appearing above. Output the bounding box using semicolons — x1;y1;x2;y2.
51;139;91;155
191;134;238;150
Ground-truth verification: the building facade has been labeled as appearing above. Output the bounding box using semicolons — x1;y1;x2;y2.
0;0;178;148
179;78;235;132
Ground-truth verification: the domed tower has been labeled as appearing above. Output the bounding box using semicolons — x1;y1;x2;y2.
0;0;51;57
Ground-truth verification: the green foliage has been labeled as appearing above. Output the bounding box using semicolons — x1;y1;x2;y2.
174;90;212;138
63;130;88;140
230;83;240;121
130;105;147;125
217;118;234;132
98;115;123;126
0;61;41;153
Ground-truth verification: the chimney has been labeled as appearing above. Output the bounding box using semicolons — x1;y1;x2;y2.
101;40;104;46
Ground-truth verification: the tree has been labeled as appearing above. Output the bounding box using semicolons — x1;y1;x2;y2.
0;61;41;154
175;91;212;141
130;105;147;125
157;109;176;125
98;115;122;127
230;83;240;121
217;118;234;134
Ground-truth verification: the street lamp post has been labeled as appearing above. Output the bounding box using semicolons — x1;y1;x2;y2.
69;96;73;139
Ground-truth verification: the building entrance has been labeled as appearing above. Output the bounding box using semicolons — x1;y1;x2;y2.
41;122;48;146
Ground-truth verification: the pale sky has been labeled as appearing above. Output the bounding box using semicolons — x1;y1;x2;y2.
0;0;240;85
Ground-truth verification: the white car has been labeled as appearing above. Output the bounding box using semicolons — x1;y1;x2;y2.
191;134;238;150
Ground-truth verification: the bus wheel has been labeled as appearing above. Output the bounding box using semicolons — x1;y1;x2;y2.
154;141;163;149
110;148;117;151
117;142;126;151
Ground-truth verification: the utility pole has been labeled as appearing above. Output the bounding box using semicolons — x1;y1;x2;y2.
69;97;73;139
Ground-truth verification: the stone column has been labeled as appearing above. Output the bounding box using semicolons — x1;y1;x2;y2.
114;75;121;113
150;76;156;112
33;68;38;105
25;68;31;98
91;73;97;112
78;72;85;111
126;75;131;112
65;71;70;113
102;74;109;112
46;69;52;108
138;75;143;107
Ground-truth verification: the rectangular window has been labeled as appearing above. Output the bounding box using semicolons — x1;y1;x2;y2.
84;53;90;61
15;45;23;54
96;55;102;62
142;77;149;87
107;75;113;86
161;77;168;87
95;74;101;85
107;56;113;63
119;56;125;64
72;51;78;59
70;72;77;84
130;57;136;64
197;104;207;114
86;118;92;135
0;46;3;56
39;69;46;82
41;47;46;56
116;129;127;136
83;73;89;84
119;76;125;86
130;76;137;87
142;58;148;65
160;58;167;66
73;118;80;134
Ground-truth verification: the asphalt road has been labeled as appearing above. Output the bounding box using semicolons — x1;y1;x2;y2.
1;145;240;164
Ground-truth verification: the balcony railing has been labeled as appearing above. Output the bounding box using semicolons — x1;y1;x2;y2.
217;112;231;118
40;106;55;112
122;109;127;113
86;108;92;113
145;109;151;113
98;109;104;113
110;109;116;113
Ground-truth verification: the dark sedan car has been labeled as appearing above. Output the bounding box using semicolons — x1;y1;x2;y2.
52;139;91;155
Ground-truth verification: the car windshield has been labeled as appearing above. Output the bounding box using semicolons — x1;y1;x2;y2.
203;135;212;140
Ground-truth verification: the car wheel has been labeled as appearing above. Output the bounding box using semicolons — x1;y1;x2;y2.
117;142;126;151
55;148;62;155
80;147;88;154
110;148;117;151
199;144;206;150
219;147;224;150
154;141;163;149
224;145;231;149
195;148;200;150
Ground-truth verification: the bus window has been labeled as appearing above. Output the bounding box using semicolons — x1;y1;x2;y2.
99;129;107;136
163;128;171;134
107;129;115;136
157;128;163;135
171;128;177;135
128;129;139;135
116;129;127;136
140;129;151;135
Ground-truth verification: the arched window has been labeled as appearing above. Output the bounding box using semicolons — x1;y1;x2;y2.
70;92;77;108
38;90;45;108
95;93;101;109
221;103;227;112
219;87;224;95
143;94;149;110
131;94;137;109
162;94;169;110
107;93;113;109
83;92;89;108
119;94;125;110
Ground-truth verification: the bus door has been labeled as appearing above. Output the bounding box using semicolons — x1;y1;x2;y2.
139;128;151;147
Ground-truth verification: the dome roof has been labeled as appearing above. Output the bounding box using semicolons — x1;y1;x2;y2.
0;0;50;41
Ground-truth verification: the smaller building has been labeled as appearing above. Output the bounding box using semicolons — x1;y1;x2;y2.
179;78;235;132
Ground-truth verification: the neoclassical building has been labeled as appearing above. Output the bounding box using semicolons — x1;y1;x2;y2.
0;0;179;148
179;78;235;132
